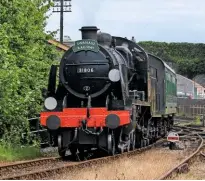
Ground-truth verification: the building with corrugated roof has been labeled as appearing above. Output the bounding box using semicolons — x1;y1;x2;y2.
193;74;205;88
55;36;75;47
177;74;205;99
47;39;70;51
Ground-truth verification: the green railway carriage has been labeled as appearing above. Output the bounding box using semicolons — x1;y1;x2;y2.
165;65;177;115
148;54;177;117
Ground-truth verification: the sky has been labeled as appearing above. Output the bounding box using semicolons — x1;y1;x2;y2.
45;0;205;43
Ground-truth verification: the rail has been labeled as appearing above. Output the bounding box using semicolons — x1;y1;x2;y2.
157;126;205;180
0;139;166;180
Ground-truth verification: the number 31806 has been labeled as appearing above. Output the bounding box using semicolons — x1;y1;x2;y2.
77;68;94;73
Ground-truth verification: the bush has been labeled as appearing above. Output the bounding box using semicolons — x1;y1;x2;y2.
0;0;60;147
0;141;42;161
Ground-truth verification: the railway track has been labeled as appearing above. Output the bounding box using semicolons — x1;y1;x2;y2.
0;157;63;180
0;139;165;180
200;151;205;157
1;124;203;180
157;125;205;180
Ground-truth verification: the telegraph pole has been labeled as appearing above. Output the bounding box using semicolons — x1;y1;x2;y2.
52;0;72;43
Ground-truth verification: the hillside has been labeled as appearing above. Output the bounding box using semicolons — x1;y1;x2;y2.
138;41;205;79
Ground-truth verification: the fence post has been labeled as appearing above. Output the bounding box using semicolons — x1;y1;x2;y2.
202;115;205;127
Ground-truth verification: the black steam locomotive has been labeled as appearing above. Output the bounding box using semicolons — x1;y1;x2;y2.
40;26;177;158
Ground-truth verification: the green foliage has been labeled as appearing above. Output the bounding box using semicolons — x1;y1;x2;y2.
138;41;205;79
0;0;60;145
0;143;42;161
194;115;201;125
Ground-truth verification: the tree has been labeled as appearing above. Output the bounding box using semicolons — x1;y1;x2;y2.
0;0;60;144
176;58;205;79
138;41;205;79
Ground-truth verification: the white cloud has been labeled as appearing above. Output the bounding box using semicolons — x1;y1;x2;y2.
97;0;205;22
45;0;205;42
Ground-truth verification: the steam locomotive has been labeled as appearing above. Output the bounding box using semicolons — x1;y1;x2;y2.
40;26;177;158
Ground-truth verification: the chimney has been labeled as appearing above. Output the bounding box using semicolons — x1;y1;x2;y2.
79;26;99;40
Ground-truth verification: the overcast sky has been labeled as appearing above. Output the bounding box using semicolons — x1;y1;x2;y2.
45;0;205;43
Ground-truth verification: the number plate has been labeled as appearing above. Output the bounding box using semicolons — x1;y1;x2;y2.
77;68;94;73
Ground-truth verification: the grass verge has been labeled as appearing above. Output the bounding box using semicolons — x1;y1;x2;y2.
194;115;202;125
0;144;42;161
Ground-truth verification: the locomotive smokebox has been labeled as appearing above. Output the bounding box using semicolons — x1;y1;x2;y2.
79;26;99;40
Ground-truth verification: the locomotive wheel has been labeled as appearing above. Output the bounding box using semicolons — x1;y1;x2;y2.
77;148;86;161
119;147;124;154
127;142;130;152
70;146;77;156
147;139;150;146
58;135;66;158
135;132;143;148
130;132;136;150
140;139;144;148
58;149;66;158
143;139;148;147
140;139;148;147
108;133;115;155
127;136;131;151
149;137;154;144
